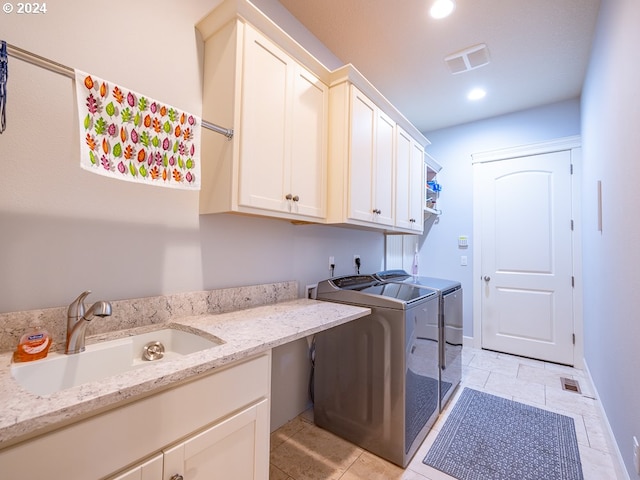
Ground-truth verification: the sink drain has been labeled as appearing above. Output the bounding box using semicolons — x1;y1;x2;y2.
142;341;165;361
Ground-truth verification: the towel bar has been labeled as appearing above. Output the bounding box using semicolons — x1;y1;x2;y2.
4;42;234;139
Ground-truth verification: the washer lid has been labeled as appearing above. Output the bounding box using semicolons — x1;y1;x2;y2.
375;270;461;292
324;275;437;303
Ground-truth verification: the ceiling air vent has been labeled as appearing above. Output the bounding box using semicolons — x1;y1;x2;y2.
445;43;490;74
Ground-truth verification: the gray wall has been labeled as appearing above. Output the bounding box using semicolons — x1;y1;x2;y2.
0;0;379;315
581;0;640;476
0;0;382;431
422;99;582;337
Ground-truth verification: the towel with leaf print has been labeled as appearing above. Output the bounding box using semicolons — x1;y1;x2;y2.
75;69;201;189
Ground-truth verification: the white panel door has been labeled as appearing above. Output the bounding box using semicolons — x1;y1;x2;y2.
480;151;574;365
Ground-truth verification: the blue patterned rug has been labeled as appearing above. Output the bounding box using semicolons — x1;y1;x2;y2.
423;388;584;480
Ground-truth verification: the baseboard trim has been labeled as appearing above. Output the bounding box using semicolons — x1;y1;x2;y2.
582;358;630;480
463;335;475;349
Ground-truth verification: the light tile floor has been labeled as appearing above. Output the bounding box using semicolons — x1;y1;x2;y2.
269;347;621;480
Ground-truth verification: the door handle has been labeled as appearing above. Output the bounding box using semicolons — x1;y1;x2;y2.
483;276;491;281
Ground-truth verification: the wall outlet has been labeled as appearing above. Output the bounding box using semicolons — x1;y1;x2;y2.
634;436;640;475
460;255;468;266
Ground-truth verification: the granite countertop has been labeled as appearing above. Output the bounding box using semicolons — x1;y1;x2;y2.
0;298;369;448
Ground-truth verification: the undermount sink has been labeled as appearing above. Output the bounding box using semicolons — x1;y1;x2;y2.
11;326;224;396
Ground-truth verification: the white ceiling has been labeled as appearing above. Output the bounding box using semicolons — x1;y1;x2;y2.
277;0;601;133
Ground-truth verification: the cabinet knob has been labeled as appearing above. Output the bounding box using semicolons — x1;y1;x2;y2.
170;475;184;480
372;209;381;215
285;193;293;200
292;195;299;202
410;218;415;223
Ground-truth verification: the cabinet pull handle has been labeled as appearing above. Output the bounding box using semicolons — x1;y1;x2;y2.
372;209;381;215
292;195;299;202
285;193;293;200
170;475;184;480
483;276;491;282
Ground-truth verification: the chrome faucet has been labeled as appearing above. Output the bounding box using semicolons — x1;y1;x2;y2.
66;290;112;354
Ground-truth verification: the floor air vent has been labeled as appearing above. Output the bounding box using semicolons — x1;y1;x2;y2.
560;377;582;394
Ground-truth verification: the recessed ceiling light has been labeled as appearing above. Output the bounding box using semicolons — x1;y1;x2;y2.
430;0;456;19
467;88;487;101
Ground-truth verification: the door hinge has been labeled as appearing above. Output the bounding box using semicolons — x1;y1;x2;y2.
572;333;576;345
571;219;574;231
571;276;575;287
570;164;574;174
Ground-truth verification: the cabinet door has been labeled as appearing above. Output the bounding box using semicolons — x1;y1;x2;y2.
374;110;395;226
395;127;413;230
110;454;163;480
396;127;424;232
239;27;291;212
289;66;328;218
163;399;270;480
409;141;425;232
348;87;376;222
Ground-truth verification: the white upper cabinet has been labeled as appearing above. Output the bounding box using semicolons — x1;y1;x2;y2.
327;81;429;232
395;126;425;233
343;87;394;227
374;109;396;226
199;19;328;221
197;0;434;232
290;67;329;218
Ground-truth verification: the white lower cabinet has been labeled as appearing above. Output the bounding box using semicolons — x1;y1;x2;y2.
111;454;164;480
0;353;271;480
114;398;269;480
162;399;269;480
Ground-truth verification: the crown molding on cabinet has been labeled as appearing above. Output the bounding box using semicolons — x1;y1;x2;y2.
197;0;431;149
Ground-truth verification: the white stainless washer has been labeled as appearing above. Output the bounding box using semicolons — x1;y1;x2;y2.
375;270;462;412
314;274;440;467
